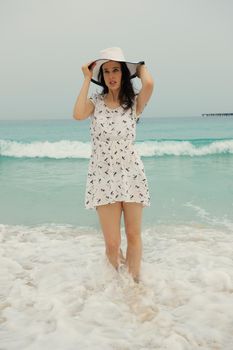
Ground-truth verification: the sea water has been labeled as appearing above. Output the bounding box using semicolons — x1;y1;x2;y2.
0;116;233;349
1;116;233;228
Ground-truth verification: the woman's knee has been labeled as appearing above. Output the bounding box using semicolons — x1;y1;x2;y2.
105;240;120;255
125;227;141;245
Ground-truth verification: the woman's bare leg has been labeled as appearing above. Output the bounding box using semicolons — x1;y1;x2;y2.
122;202;143;282
96;202;123;270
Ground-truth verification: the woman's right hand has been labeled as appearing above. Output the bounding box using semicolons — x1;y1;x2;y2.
81;61;96;80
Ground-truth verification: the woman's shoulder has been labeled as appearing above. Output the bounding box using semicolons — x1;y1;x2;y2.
133;93;141;123
89;91;103;106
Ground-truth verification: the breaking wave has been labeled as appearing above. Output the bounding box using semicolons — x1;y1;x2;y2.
1;139;233;159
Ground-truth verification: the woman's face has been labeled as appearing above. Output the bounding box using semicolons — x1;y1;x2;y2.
102;61;122;91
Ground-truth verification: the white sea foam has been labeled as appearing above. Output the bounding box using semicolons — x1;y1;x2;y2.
0;140;91;159
1;139;233;159
136;139;233;157
0;223;233;349
184;202;233;232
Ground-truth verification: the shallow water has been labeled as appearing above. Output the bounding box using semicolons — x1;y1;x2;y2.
0;223;233;349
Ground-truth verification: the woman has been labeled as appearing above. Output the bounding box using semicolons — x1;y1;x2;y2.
73;47;154;283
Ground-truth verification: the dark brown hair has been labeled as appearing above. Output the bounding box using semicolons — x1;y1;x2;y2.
98;62;138;117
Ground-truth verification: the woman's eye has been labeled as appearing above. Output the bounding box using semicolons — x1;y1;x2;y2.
104;68;119;74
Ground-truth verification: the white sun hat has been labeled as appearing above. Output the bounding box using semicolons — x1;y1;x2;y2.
89;47;145;86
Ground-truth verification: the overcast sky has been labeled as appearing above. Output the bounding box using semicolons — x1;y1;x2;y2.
0;0;232;119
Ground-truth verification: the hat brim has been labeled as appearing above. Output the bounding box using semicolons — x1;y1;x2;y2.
89;60;145;86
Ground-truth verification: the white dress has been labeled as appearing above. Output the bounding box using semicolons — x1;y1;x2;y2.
84;92;151;210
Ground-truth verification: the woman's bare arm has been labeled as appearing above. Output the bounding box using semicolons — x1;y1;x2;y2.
73;62;96;120
135;64;154;117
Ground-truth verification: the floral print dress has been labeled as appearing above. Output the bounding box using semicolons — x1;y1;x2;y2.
84;92;151;210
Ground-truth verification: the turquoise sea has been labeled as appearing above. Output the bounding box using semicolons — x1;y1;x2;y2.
1;116;233;349
0;116;232;230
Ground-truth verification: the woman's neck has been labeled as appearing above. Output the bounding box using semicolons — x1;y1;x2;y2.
105;89;120;102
